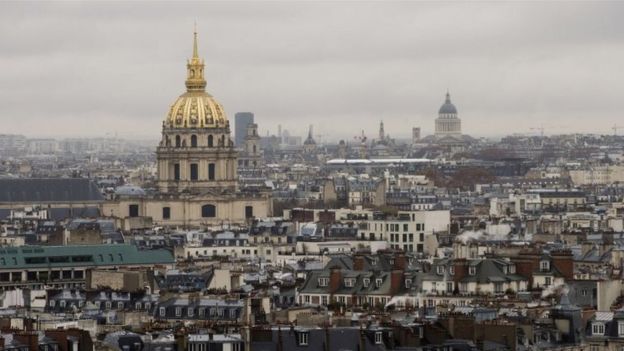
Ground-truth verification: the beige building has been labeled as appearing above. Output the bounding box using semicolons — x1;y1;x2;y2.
103;31;271;227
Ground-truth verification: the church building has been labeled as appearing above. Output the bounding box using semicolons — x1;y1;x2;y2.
103;31;272;227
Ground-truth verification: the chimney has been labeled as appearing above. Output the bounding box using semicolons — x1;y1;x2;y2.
44;330;69;351
551;249;574;280
14;332;38;351
453;259;468;284
329;267;342;294
353;255;365;271
391;270;404;295
394;253;406;271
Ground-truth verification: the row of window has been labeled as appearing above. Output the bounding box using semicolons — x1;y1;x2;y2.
168;134;227;148
164;306;238;319
317;277;384;288
129;205;254;219
173;163;216;181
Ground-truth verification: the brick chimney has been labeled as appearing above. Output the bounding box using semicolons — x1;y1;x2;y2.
353;255;365;271
394;253;407;271
453;258;468;284
329;267;342;294
511;249;540;288
551;249;574;280
391;270;404;295
14;332;38;351
45;330;68;351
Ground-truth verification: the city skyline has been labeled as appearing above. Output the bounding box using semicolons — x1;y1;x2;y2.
1;2;623;139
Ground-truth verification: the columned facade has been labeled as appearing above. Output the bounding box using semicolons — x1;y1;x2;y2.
434;92;462;138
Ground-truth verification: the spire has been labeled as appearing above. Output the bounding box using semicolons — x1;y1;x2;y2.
192;23;199;59
445;90;451;103
185;26;206;92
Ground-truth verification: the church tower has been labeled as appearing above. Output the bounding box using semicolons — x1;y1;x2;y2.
156;30;238;193
434;91;462;138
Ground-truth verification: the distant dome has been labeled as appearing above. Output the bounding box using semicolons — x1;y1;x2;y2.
115;185;145;197
438;92;458;115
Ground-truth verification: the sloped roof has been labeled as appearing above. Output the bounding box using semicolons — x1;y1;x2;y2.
0;178;104;203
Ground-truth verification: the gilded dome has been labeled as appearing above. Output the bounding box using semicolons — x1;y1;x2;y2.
164;30;229;129
165;92;228;129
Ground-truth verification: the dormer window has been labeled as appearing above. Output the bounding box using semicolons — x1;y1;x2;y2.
318;277;329;287
540;260;550;272
592;322;605;336
375;278;383;288
371;259;378;266
345;278;355;287
298;332;309;346
405;279;412;288
375;331;383;344
449;266;455;275
363;278;370;287
469;266;476;275
509;265;516;274
436;266;445;275
619;321;624;336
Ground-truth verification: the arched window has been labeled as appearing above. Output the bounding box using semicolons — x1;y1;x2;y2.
175;135;181;147
191;135;197;147
201;204;216;218
208;135;214;147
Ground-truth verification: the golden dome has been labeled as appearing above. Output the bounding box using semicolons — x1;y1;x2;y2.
164;30;229;129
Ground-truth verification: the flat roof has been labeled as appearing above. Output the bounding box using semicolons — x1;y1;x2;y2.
0;244;174;270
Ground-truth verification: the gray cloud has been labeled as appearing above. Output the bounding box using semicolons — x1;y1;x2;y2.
0;1;623;140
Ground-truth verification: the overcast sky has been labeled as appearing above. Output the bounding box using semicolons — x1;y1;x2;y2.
1;1;623;141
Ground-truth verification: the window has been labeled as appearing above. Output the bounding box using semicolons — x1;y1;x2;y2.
436;266;445;275
117;302;124;309
345;278;355;287
449;266;455;275
175;307;182;317
190;135;197;147
188;308;194;317
582;289;588;296
105;301;112;309
375;332;383;344
403;224;408;232
190;163;198;180
469;266;476;275
208;135;214;147
208;163;215;180
175;135;181;147
318;277;329;287
201;204;216;218
545;277;552;286
618;322;624;336
174;163;180;180
230;309;237;319
419;233;424;241
405;279;412;288
363;278;370;287
135;302;142;310
245;206;253;219
161;206;171;220
199;308;205;317
129;204;139;217
540;260;550;272
494;282;503;293
375;278;383;288
321;296;328;305
592;323;605;335
298;332;309;346
159;307;165;316
49;300;55;307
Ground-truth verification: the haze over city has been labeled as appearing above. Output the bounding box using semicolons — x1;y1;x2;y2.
2;1;623;140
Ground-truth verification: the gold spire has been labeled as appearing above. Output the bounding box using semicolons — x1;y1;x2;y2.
186;26;206;92
192;23;199;59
